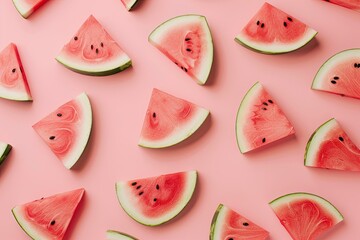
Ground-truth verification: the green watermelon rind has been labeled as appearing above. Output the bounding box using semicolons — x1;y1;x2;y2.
235;27;318;55
106;230;138;240
148;14;214;85
209;204;224;240
269;192;344;224
0;143;12;166
122;0;139;11
304;118;337;168
115;171;198;226
311;48;360;98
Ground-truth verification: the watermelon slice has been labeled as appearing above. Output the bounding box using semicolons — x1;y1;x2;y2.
120;0;139;11
149;15;214;85
56;15;132;76
0;142;12;166
210;204;269;240
236;82;295;153
12;0;49;18
139;88;209;148
106;230;138;240
32;93;92;169
323;0;360;12
0;43;32;101
115;170;197;226
305;118;360;171
235;2;317;54
312;49;360;100
12;188;84;240
269;192;343;240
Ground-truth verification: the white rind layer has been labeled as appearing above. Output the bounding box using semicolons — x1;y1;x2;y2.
106;230;137;240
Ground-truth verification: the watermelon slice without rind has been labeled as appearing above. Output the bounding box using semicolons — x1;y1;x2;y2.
269;192;343;240
56;15;132;76
12;188;84;240
139;88;209;148
12;0;49;18
236;82;295;153
116;171;197;226
149;15;214;85
210;204;269;240
0;142;12;166
106;230;138;240
323;0;360;12
0;43;32;101
32;93;92;169
312;49;360;100
305;118;360;171
235;2;317;54
120;0;139;11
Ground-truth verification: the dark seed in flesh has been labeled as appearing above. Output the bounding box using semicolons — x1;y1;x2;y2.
186;48;191;52
287;17;293;21
268;99;273;104
263;102;268;106
153;112;156;118
49;136;55;140
101;42;104;47
185;38;191;41
74;36;78;41
261;23;265;28
339;137;344;142
156;184;160;190
139;191;144;196
131;182;137;186
91;45;94;50
153;198;157;202
12;68;16;73
262;138;266;143
50;220;56;225
283;22;287;27
243;222;249;226
262;107;267;111
136;185;141;189
331;80;337;84
333;76;339;80
257;21;260;25
57;113;62;117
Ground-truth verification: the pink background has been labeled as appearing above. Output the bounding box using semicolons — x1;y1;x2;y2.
0;0;360;239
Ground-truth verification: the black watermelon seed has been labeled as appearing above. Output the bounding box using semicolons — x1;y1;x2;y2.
263;102;268;106
334;76;339;80
156;184;160;190
91;45;94;50
153;112;156;118
181;66;184;70
49;136;55;140
256;20;260;25
339;136;344;142
153;198;157;202
243;222;249;226
139;191;144;196
12;68;16;73
74;36;78;41
185;38;191;41
261;23;265;28
131;182;137;186
96;48;99;54
262;138;266;143
331;80;337;84
101;42;104;47
174;62;178;65
268;99;273;104
184;68;188;72
228;238;234;240
50;220;56;225
57;113;62;117
355;63;358;68
136;185;142;190
262;107;267;111
186;48;191;52
287;17;293;22
283;22;287;27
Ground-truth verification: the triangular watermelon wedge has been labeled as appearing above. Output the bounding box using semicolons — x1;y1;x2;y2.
116;171;197;226
12;0;49;18
120;0;139;11
33;93;92;169
312;49;360;100
0;142;12;166
139;88;209;148
235;2;317;54
12;188;85;240
305;118;360;171
0;43;32;101
236;82;295;153
323;0;360;12
210;204;269;240
56;15;132;76
106;230;138;240
149;15;214;85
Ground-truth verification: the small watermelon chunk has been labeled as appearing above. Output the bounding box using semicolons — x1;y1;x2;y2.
305;118;360;171
12;0;49;18
269;192;343;240
0;142;12;166
139;88;209;148
312;49;360;100
210;204;269;240
106;230;138;240
149;15;214;85
115;170;197;226
235;2;317;54
33;93;92;169
120;0;139;11
56;15;132;76
0;43;32;101
323;0;360;12
236;82;295;153
12;188;84;240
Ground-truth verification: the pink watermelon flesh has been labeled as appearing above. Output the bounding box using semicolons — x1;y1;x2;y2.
312;49;360;99
270;193;343;240
324;0;360;12
305;118;360;171
235;2;317;54
236;82;295;153
116;171;197;226
139;88;209;148
149;15;213;85
210;204;269;240
32;93;92;169
12;0;49;18
0;43;32;101
12;188;84;240
56;15;131;76
120;0;139;10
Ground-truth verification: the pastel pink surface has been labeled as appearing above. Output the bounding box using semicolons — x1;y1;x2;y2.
0;0;360;240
